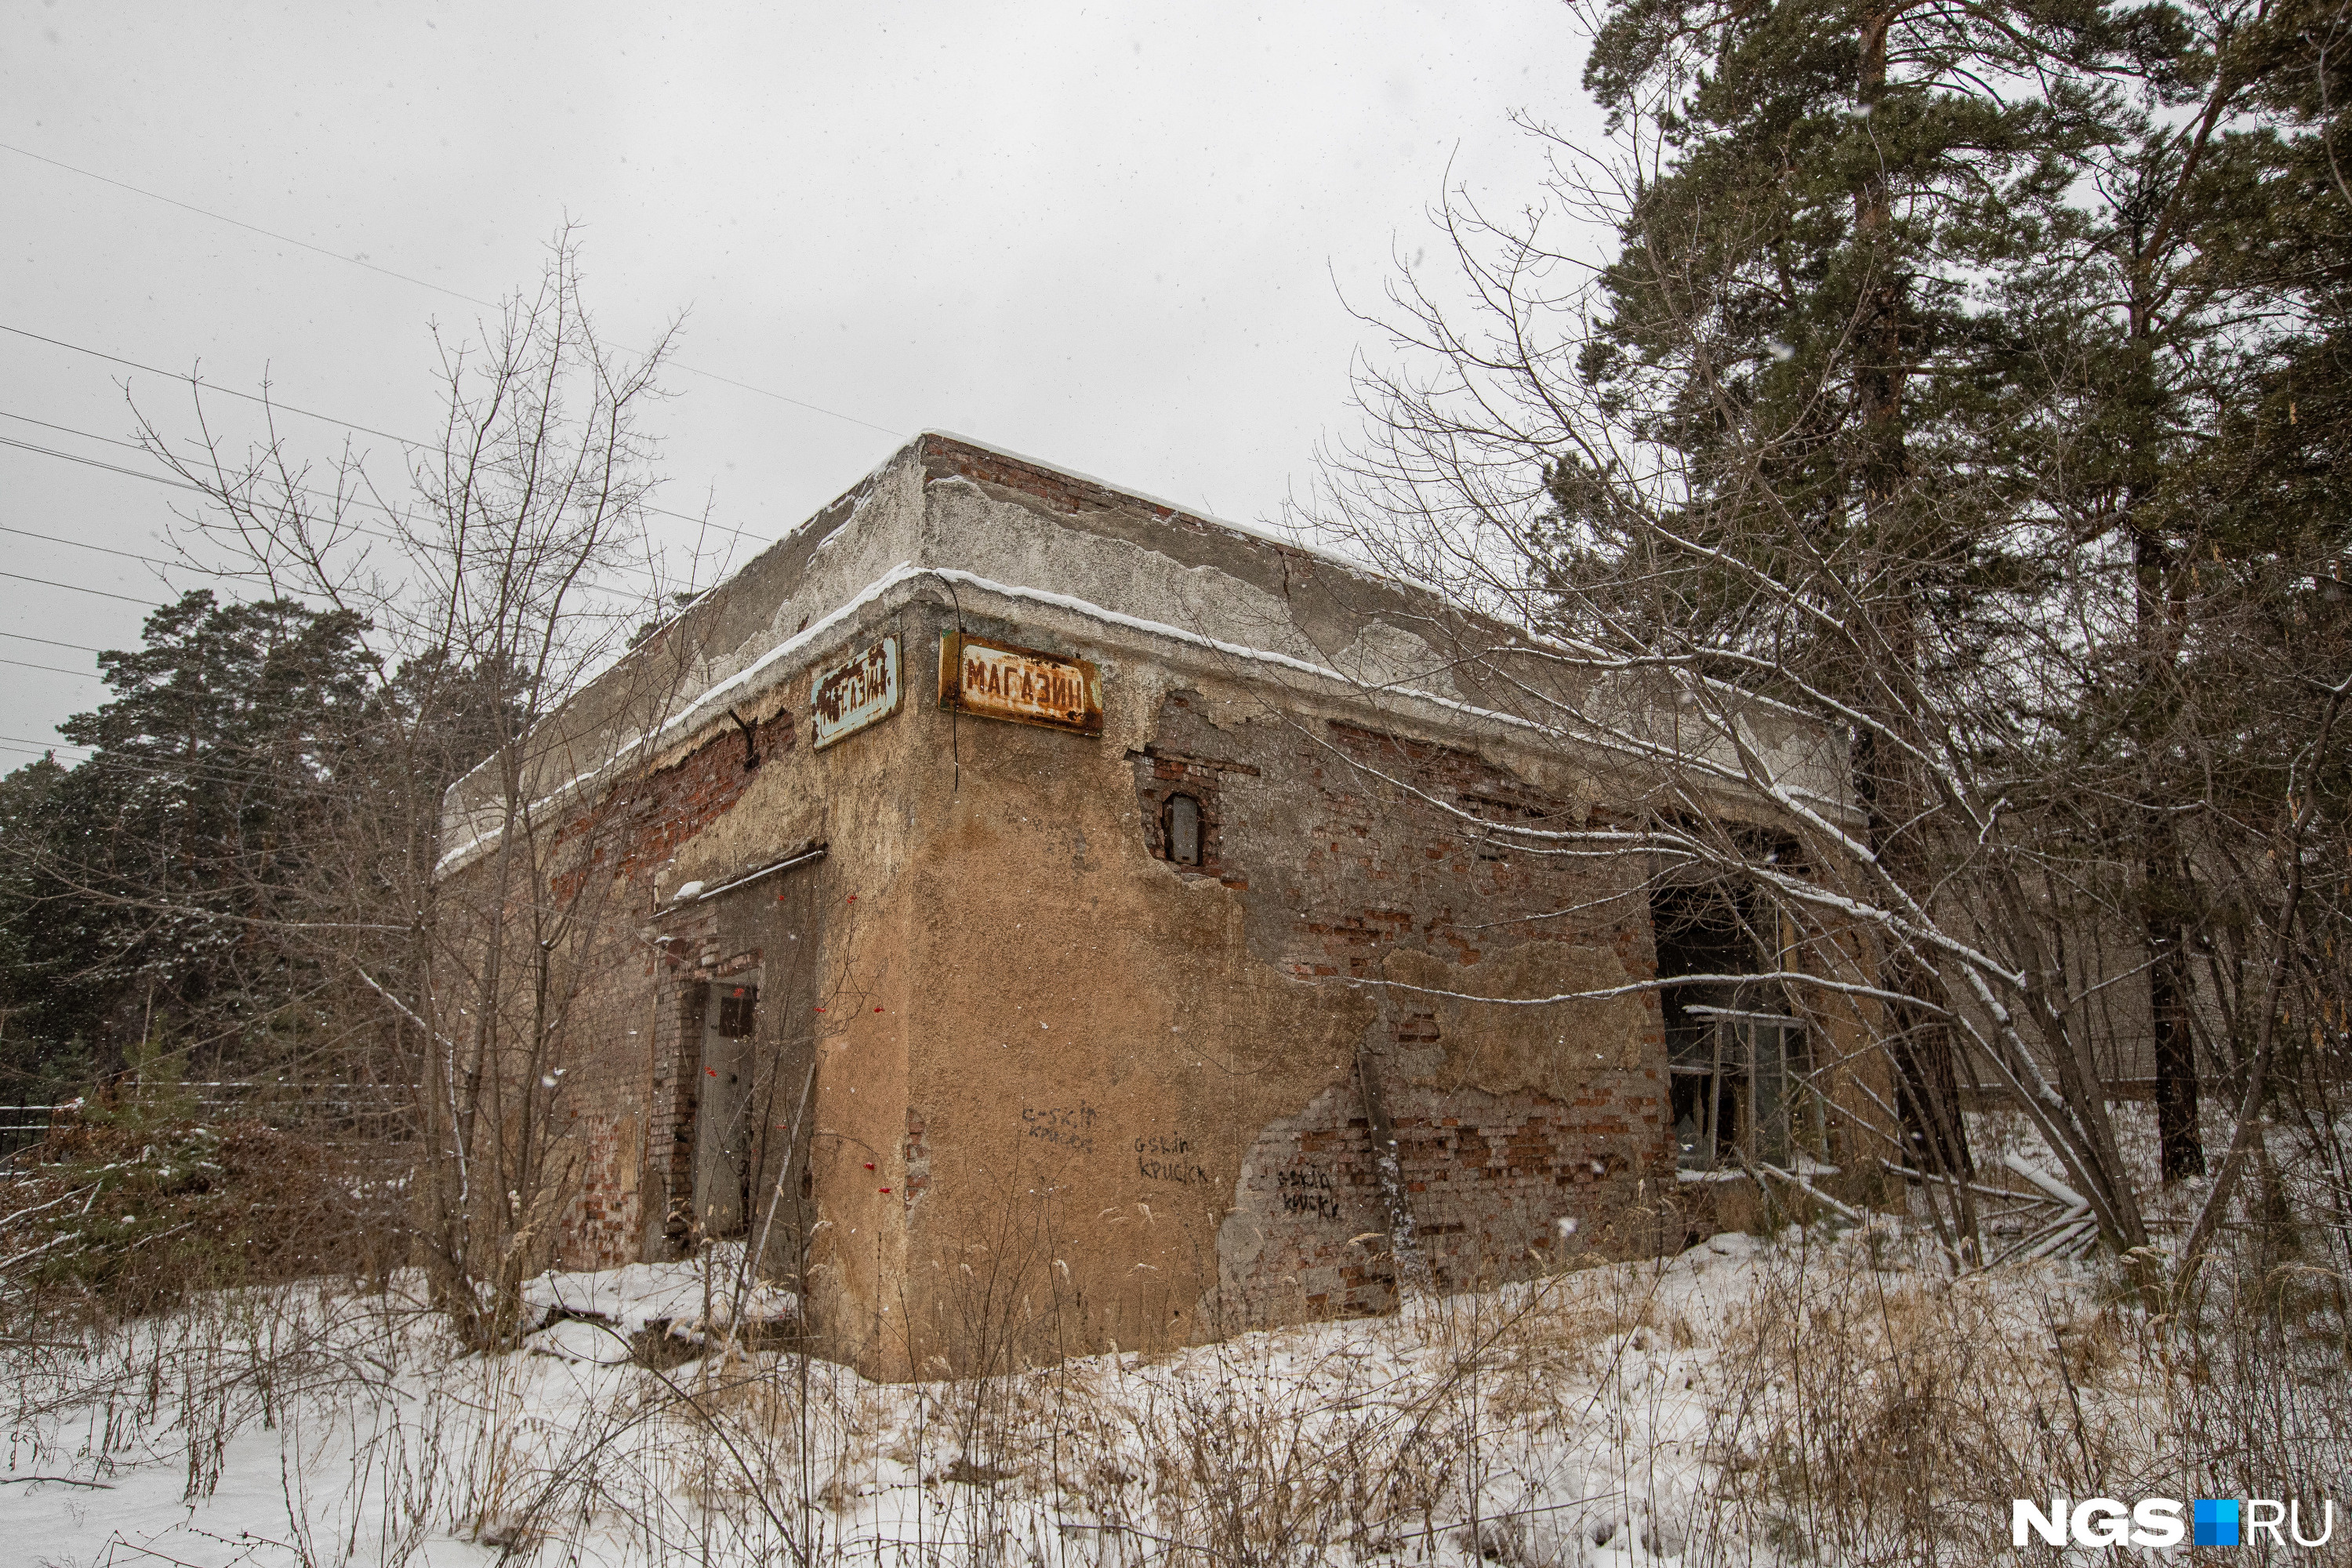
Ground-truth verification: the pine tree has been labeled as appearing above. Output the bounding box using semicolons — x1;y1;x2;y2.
1566;0;2194;1222
0;590;373;1087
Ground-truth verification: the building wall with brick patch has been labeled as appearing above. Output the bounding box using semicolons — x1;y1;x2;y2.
440;432;1875;1377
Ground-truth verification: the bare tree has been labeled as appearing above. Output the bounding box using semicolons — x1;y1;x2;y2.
1297;0;2352;1283
1298;132;2160;1264
137;227;713;1344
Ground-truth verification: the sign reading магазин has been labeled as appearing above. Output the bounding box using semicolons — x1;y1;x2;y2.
937;633;1102;735
811;636;902;750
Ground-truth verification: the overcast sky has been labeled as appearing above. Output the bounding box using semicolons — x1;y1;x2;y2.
2;2;1602;761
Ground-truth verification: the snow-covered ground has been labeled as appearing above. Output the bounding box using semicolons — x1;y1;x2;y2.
2;1215;2168;1568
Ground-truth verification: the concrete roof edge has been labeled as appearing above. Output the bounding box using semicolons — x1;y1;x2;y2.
434;561;1856;880
433;444;927;833
913;429;1396;586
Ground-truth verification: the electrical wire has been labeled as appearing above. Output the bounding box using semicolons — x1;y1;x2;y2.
2;737;460;802
0;426;713;613
0;524;207;570
2;143;503;310
0;365;775;550
0;569;157;604
0;632;105;655
0;432;209;497
0;733;374;794
0;657;98;680
0;146;921;756
1;423;581;569
0;407;152;452
0;329;417;447
0;285;837;772
0;556;695;775
0;742;294;792
0;143;906;438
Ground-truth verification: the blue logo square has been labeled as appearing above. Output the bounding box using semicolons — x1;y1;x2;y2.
2194;1498;2241;1547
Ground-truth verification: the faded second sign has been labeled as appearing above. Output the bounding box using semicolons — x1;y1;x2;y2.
938;633;1103;735
811;636;901;749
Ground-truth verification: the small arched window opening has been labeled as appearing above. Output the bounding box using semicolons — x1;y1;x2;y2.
1163;793;1203;867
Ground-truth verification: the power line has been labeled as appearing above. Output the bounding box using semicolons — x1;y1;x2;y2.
0;631;106;655
0;524;212;572
0;410;543;543
0;325;419;447
0;398;764;722
1;724;454;797
0;732;354;793
0;741;312;795
0;432;209;497
0;489;695;635
0;424;712;608
0;418;503;554
0;523;315;596
0;657;98;680
0;341;775;550
667;361;902;437
0;549;652;630
0;569;159;604
0;407;151;452
2;143;504;310
0;143;906;439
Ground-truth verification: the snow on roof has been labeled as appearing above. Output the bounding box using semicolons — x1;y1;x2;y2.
913;428;1396;587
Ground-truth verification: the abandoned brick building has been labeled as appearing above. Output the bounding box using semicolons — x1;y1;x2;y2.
436;432;1871;1373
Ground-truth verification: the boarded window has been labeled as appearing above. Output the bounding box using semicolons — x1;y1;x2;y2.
1163;794;1203;866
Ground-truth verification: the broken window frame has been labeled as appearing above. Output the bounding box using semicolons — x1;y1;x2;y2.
1671;1005;1824;1171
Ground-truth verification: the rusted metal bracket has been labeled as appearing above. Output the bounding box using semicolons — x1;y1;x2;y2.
727;706;761;770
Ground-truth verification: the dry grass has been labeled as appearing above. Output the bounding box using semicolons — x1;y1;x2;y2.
5;1202;2349;1566
1;1110;406;1323
1695;1250;2165;1563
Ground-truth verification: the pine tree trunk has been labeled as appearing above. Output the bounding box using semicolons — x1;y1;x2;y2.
1853;2;1976;1199
2135;526;2205;1179
2149;891;2203;1179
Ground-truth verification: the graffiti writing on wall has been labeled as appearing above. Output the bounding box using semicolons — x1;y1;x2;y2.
1276;1166;1343;1220
1135;1135;1208;1185
1021;1102;1098;1154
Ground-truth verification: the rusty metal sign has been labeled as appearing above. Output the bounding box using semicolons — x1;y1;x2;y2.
938;633;1103;735
811;636;901;750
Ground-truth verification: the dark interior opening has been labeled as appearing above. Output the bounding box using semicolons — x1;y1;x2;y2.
1653;879;1776;1170
1653;881;1754;1051
717;984;759;1038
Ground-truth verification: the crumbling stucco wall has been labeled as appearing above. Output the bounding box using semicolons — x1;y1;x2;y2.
844;583;1675;1373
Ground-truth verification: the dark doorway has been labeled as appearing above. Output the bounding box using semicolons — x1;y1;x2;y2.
695;977;760;1235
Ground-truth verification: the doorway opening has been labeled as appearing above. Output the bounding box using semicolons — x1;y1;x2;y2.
695;975;760;1236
